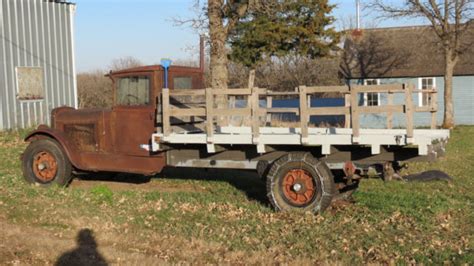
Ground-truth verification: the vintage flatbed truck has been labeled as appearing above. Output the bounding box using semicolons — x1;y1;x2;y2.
21;53;450;213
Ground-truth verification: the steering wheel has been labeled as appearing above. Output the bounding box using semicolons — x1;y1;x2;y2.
125;94;139;105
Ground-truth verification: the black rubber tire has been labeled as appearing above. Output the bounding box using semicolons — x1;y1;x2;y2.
266;152;335;213
22;138;73;187
257;160;270;182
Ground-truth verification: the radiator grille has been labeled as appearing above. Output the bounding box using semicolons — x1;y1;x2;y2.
64;124;97;152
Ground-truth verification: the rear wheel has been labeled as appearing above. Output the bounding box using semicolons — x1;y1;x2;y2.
22;139;73;187
266;152;335;213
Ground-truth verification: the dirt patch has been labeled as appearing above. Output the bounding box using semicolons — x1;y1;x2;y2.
0;217;318;265
0;218;169;265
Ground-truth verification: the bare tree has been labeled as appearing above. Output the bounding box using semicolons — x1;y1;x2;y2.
108;56;143;71
77;70;113;108
368;0;474;129
175;1;273;92
77;56;144;109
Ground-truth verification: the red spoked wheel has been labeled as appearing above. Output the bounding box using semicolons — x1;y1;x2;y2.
22;138;73;187
282;169;316;207
32;151;58;183
266;152;335;213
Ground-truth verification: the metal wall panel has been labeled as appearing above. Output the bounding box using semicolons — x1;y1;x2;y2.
0;0;6;129
0;0;76;130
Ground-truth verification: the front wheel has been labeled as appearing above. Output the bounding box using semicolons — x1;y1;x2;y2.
266;153;335;213
22;139;73;187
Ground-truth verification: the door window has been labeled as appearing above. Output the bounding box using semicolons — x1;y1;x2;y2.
116;76;150;106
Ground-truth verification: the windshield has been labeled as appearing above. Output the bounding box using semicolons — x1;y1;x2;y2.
116;76;150;106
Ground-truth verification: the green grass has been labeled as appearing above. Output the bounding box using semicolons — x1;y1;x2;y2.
0;127;472;264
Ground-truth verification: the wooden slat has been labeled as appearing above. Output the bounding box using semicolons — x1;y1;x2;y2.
170;108;206;117
299;86;309;142
229;95;236;108
212;88;251;96
266;95;273;124
431;91;438;129
405;84;414;140
266;91;300;96
353;84;405;93
211;88;267;96
162;88;171;137
358;105;404;114
305;86;350;94
205;88;214;141
387;92;394;129
170;89;205;96
213;108;251;116
415;106;435;112
265;108;299;114
350;88;360;141
308;107;350;116
251;87;260;141
412;89;437;93
344;94;351;128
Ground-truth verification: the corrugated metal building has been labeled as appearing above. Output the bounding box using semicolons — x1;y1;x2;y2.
0;0;77;130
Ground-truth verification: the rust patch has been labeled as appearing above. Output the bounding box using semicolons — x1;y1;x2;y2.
64;124;97;152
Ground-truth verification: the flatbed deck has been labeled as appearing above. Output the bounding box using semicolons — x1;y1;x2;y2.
155;126;449;156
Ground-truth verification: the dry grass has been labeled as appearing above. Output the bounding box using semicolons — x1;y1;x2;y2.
0;127;472;264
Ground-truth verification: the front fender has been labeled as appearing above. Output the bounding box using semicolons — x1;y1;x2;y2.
24;125;83;169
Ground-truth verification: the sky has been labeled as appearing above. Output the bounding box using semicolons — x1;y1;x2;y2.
74;0;427;72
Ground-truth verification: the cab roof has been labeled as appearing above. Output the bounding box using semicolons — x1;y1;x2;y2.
109;65;204;76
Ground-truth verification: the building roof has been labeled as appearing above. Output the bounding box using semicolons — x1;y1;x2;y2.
109;65;203;76
340;25;474;79
43;0;75;5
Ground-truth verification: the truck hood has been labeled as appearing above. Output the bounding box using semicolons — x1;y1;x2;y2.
52;107;111;127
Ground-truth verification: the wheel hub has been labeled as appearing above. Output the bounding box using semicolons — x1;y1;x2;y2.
33;151;58;182
293;183;302;192
282;169;316;206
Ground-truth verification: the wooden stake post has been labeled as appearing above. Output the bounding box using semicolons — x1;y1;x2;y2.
299;86;309;144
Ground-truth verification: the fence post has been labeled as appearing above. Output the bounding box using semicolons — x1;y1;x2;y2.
299;86;309;144
350;86;360;143
387;91;394;129
405;84;414;142
162;88;171;138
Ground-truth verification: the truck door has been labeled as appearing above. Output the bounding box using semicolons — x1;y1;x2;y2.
111;72;156;157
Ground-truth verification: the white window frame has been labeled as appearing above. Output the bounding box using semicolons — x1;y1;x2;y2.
418;77;436;107
363;79;381;106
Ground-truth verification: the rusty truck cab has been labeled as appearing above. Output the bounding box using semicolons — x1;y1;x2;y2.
107;65;204;158
23;63;204;183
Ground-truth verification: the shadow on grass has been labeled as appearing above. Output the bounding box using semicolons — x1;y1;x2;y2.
76;172;152;184
76;168;269;206
159;167;268;205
